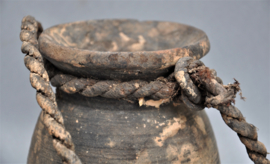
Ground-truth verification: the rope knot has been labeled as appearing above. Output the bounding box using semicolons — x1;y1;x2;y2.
175;57;269;164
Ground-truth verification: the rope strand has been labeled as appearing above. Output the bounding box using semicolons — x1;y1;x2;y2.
20;15;82;164
175;57;270;164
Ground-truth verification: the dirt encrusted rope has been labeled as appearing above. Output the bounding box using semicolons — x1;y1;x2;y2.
49;72;177;101
175;57;270;164
20;16;269;164
20;16;82;164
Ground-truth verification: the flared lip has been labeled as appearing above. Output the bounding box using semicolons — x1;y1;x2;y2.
38;19;210;80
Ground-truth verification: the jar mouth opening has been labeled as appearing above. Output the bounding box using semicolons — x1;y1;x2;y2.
40;19;207;52
38;19;210;80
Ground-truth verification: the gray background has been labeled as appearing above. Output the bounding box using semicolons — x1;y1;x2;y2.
0;0;269;163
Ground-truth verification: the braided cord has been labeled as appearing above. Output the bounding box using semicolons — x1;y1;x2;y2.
175;57;270;164
49;72;177;100
20;15;82;164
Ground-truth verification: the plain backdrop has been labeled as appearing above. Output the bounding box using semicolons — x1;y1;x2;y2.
0;1;269;164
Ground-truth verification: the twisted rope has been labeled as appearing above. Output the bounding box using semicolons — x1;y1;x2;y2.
175;57;270;164
20;15;269;164
49;72;177;100
20;15;82;164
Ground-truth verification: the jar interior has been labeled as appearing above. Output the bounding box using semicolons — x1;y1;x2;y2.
46;19;205;52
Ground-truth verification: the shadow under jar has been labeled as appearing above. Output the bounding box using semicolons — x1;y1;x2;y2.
28;19;220;164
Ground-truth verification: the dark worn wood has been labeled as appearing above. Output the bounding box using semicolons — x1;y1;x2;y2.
39;19;210;80
28;90;220;164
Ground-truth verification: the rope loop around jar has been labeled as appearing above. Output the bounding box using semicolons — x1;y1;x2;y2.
20;15;269;164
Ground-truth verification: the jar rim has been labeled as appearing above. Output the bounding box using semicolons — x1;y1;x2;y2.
39;19;210;80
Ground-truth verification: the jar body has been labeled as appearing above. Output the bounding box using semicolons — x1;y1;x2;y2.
27;90;220;164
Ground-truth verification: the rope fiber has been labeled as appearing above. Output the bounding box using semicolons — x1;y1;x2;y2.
20;15;82;164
